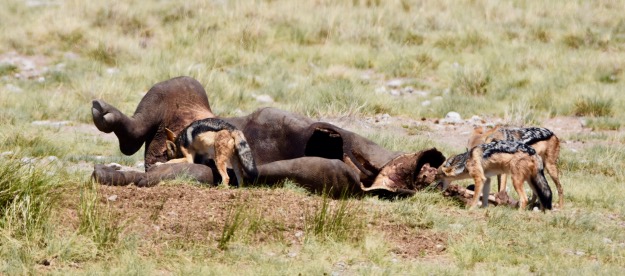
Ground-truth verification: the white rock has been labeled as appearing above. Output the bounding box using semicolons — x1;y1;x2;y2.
107;195;118;202
31;120;71;127
469;115;483;125
5;84;23;93
106;68;119;75
386;79;404;88
255;94;274;103
413;90;430;97
421;100;431;107
441;111;463;124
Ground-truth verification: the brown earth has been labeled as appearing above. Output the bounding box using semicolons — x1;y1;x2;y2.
86;184;447;259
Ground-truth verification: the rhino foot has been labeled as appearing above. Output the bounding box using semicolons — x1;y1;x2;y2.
92;100;118;133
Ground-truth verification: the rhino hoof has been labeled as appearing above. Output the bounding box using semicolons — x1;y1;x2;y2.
92;100;115;133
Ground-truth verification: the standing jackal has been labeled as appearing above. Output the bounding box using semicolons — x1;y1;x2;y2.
437;140;553;211
163;118;258;188
468;126;563;208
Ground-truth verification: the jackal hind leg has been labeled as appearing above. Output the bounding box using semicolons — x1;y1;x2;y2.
545;157;564;209
230;159;245;188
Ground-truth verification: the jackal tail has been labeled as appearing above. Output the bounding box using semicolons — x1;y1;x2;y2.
232;130;259;180
530;156;552;210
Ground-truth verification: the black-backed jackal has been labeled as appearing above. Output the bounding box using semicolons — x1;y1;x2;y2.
437;140;553;211
163;118;258;188
468;126;563;208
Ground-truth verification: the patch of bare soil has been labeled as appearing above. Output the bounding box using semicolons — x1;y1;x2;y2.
94;184;446;259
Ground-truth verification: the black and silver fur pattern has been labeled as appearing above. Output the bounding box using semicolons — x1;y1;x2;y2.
443;150;470;173
497;127;554;145
480;140;536;159
177;118;237;149
176;118;258;179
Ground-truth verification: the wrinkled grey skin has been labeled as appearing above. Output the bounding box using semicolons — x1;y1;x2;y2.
91;76;445;198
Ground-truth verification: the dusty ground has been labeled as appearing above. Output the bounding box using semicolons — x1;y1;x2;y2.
93;184;447;259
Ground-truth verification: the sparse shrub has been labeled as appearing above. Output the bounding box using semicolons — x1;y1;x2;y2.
596;66;621;84
88;42;118;66
389;25;424;45
0;158;59;239
611;19;625;42
217;202;247;250
586;117;621;131
531;26;551;43
0;64;18;76
452;65;491;96
78;182;124;249
573;96;613;117
561;29;606;49
2;132;63;158
304;190;363;242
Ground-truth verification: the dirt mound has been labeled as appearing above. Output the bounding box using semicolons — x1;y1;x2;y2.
97;184;446;259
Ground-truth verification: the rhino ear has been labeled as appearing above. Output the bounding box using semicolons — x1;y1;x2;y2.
165;128;176;142
166;140;177;159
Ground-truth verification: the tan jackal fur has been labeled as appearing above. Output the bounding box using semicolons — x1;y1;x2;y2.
164;118;258;188
437;140;553;211
468;126;563;208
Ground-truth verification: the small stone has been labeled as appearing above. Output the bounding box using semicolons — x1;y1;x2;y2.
469;115;484;124
386;79;404;88
5;84;23;93
441;112;463;124
389;89;401;96
107;195;118;202
421;100;431;107
46;156;59;162
106;68;119;75
255;94;274;103
31;120;71;127
413;90;429;97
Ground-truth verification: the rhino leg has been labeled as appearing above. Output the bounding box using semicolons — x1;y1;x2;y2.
93;163;216;187
257;157;362;198
92;100;149;156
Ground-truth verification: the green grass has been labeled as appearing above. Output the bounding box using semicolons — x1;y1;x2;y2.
1;0;625;274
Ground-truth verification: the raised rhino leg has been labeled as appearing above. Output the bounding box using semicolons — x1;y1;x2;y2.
92;76;214;167
92;100;150;156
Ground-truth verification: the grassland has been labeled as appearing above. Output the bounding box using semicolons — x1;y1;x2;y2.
1;0;625;274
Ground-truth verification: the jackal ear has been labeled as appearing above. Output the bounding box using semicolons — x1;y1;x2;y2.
165;128;176;142
166;140;176;159
472;126;484;134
